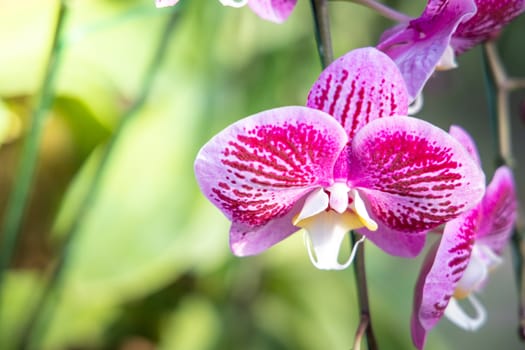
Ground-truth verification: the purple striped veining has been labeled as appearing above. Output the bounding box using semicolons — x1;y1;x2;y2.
411;207;480;349
195;107;347;228
306;48;409;140
349;117;485;234
453;0;525;53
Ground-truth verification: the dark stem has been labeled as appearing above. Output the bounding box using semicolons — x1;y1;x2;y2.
17;8;182;349
481;42;513;167
309;0;334;68
352;313;369;350
512;222;525;340
0;0;68;307
481;41;525;343
352;233;378;350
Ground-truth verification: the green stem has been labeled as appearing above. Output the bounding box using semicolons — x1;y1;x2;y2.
310;0;334;68
17;8;183;349
352;233;378;350
0;0;68;304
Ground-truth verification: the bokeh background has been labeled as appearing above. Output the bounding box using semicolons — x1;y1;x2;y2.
0;0;524;349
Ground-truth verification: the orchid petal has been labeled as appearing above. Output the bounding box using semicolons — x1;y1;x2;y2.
454;245;489;298
408;93;424;115
349;116;486;238
156;0;179;7
411;207;480;349
293;188;329;224
477;166;517;253
195;106;348;255
449;125;481;165
452;0;525;53
443;295;487;331
230;199;302;256
247;0;297;23
350;189;377;231
377;0;477;100
306;47;409;140
358;224;427;257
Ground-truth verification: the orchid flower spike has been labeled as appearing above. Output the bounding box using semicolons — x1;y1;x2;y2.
377;0;525;100
155;0;297;23
411;126;518;350
194;47;485;270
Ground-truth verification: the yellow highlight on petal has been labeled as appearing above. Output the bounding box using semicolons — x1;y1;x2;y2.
294;210;365;232
453;287;471;300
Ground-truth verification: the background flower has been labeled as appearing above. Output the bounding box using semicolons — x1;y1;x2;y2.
411;126;517;349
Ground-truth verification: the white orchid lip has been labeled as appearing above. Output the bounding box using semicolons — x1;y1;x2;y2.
219;0;248;8
444;295;486;331
293;183;377;270
446;243;502;331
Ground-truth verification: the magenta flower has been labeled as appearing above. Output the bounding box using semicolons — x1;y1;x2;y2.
194;48;485;270
411;126;517;349
156;0;297;23
377;0;525;100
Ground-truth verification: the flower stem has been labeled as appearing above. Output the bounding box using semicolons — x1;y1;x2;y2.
352;233;378;350
481;42;514;167
309;0;334;68
0;0;68;305
309;2;378;347
481;41;525;343
512;222;525;340
352;313;369;350
16;8;183;349
330;0;412;22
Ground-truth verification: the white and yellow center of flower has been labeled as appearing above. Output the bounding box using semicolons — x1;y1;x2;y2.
444;244;502;331
454;244;502;299
292;182;377;270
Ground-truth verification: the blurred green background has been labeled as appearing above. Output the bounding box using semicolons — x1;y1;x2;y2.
0;0;524;349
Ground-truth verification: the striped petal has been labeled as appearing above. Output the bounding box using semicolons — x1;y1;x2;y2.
377;0;477;100
453;0;525;53
194;106;348;255
230;198;304;256
411;207;481;350
348;116;485;256
477;166;517;254
247;0;297;23
306;47;409;140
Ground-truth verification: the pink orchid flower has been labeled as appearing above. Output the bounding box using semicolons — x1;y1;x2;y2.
411;126;517;349
377;0;525;100
156;0;297;23
194;47;485;270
